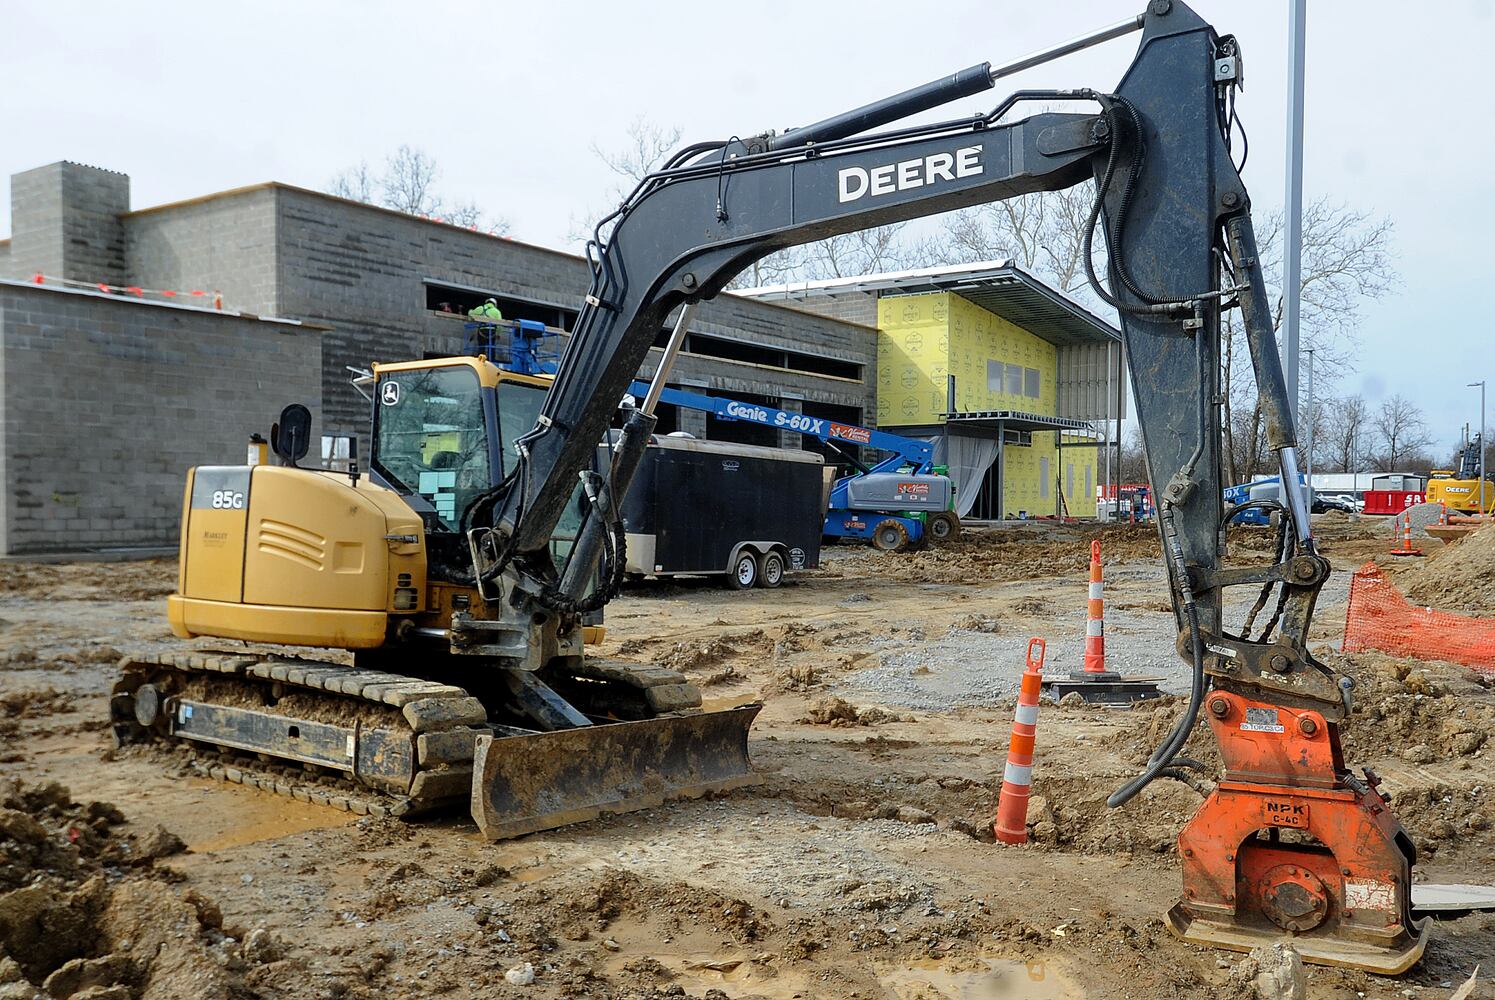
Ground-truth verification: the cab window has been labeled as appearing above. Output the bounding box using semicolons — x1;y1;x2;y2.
375;365;490;530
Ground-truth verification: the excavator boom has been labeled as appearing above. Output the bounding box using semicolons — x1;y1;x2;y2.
462;1;1425;973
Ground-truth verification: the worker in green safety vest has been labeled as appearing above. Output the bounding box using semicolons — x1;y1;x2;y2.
468;298;504;323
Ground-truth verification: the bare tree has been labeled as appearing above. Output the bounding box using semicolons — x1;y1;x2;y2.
1371;394;1434;472
1117;425;1149;484
571;117;683;245
1320;395;1369;473
328;146;508;233
801;225;914;280
924;185;1097;299
329;160;374;203
1220;199;1396;483
589;116;682;188
379;145;441;216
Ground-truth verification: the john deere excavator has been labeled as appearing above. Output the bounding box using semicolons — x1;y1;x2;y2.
111;1;1426;972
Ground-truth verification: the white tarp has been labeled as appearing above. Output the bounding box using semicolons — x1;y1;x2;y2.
934;433;1001;518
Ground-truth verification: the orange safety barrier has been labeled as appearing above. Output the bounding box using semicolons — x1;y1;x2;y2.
994;638;1046;844
1388;513;1423;557
30;272;223;310
1439;502;1449;526
1343;562;1495;675
1083;539;1106;673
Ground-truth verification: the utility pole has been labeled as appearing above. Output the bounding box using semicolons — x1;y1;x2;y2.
1471;381;1487;514
1283;0;1307;419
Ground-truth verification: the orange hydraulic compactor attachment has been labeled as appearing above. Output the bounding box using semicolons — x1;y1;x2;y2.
1167;689;1428;973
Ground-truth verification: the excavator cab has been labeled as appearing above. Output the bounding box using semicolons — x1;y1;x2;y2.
369;357;584;570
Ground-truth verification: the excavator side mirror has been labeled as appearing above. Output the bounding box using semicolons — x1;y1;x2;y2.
270;403;312;468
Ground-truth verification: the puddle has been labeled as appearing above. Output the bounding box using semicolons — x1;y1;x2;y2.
184;781;352;852
878;957;1083;1000
606;952;811;1000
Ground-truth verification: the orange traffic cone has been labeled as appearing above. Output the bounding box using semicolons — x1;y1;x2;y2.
1083;540;1106;674
995;638;1046;845
1439;502;1449;526
1388;512;1423;557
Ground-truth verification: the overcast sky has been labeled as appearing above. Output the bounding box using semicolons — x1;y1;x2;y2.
4;1;1491;457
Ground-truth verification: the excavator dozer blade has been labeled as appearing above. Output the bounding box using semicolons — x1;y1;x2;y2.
471;704;762;841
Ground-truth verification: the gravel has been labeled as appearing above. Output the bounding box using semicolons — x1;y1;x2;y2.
836;562;1351;710
1379;501;1446;537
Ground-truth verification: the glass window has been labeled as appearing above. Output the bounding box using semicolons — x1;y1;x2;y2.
1039;456;1050;498
1024;367;1041;398
495;380;587;569
375;365;490;530
1005;363;1023;396
495;381;546;475
986;360;1003;393
321;435;352;471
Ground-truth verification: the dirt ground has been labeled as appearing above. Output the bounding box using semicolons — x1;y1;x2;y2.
0;518;1491;1000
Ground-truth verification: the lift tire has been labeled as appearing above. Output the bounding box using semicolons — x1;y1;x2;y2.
928;511;961;543
757;550;785;589
871;519;910;552
727;550;758;590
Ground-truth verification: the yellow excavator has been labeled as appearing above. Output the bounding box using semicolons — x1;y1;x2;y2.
1426;434;1495;514
112;349;761;839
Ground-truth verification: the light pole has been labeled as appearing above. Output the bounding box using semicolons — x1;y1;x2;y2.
1304;348;1316;485
1471;381;1487;515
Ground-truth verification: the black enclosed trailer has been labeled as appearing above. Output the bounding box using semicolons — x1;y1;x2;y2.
611;435;826;589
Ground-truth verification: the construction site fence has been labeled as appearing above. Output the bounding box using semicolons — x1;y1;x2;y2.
1342;562;1495;676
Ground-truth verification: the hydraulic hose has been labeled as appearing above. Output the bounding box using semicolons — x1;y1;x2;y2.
1107;502;1207;807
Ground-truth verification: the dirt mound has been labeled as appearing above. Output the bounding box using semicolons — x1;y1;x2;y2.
839;524;1159;586
802;696;905;727
1330;649;1494;759
1399;521;1495;614
0;779;289;999
0;560;176;602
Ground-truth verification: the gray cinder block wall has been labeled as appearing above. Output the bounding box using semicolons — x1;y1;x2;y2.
0;281;321;556
6;163;130;286
270;186;877;446
1;163;880;547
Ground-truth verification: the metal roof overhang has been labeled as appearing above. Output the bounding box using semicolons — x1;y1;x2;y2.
942;410;1095;434
734;260;1119;348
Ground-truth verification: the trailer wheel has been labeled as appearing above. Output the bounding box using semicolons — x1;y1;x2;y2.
871;519;910;552
928;511;961;543
757;550;785;588
727;551;759;589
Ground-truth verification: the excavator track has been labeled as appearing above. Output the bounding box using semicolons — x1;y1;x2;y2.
110;650;761;835
110;650;488;817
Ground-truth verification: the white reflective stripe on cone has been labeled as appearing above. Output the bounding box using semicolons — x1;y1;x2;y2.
1089;582;1104;599
1014;704;1039;726
1086;619;1104;636
1004;762;1033;785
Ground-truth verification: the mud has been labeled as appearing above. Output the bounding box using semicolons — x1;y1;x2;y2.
0;524;1491;998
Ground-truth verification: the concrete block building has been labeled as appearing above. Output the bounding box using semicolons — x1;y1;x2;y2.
0;161;877;555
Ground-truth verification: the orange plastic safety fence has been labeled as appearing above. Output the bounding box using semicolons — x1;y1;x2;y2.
1342;562;1495;675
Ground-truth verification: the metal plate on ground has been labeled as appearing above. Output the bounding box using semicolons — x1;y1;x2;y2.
471;704;762;841
1042;674;1165;705
1411;883;1495;915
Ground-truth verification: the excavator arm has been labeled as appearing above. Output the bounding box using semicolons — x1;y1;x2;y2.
463;2;1426;970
